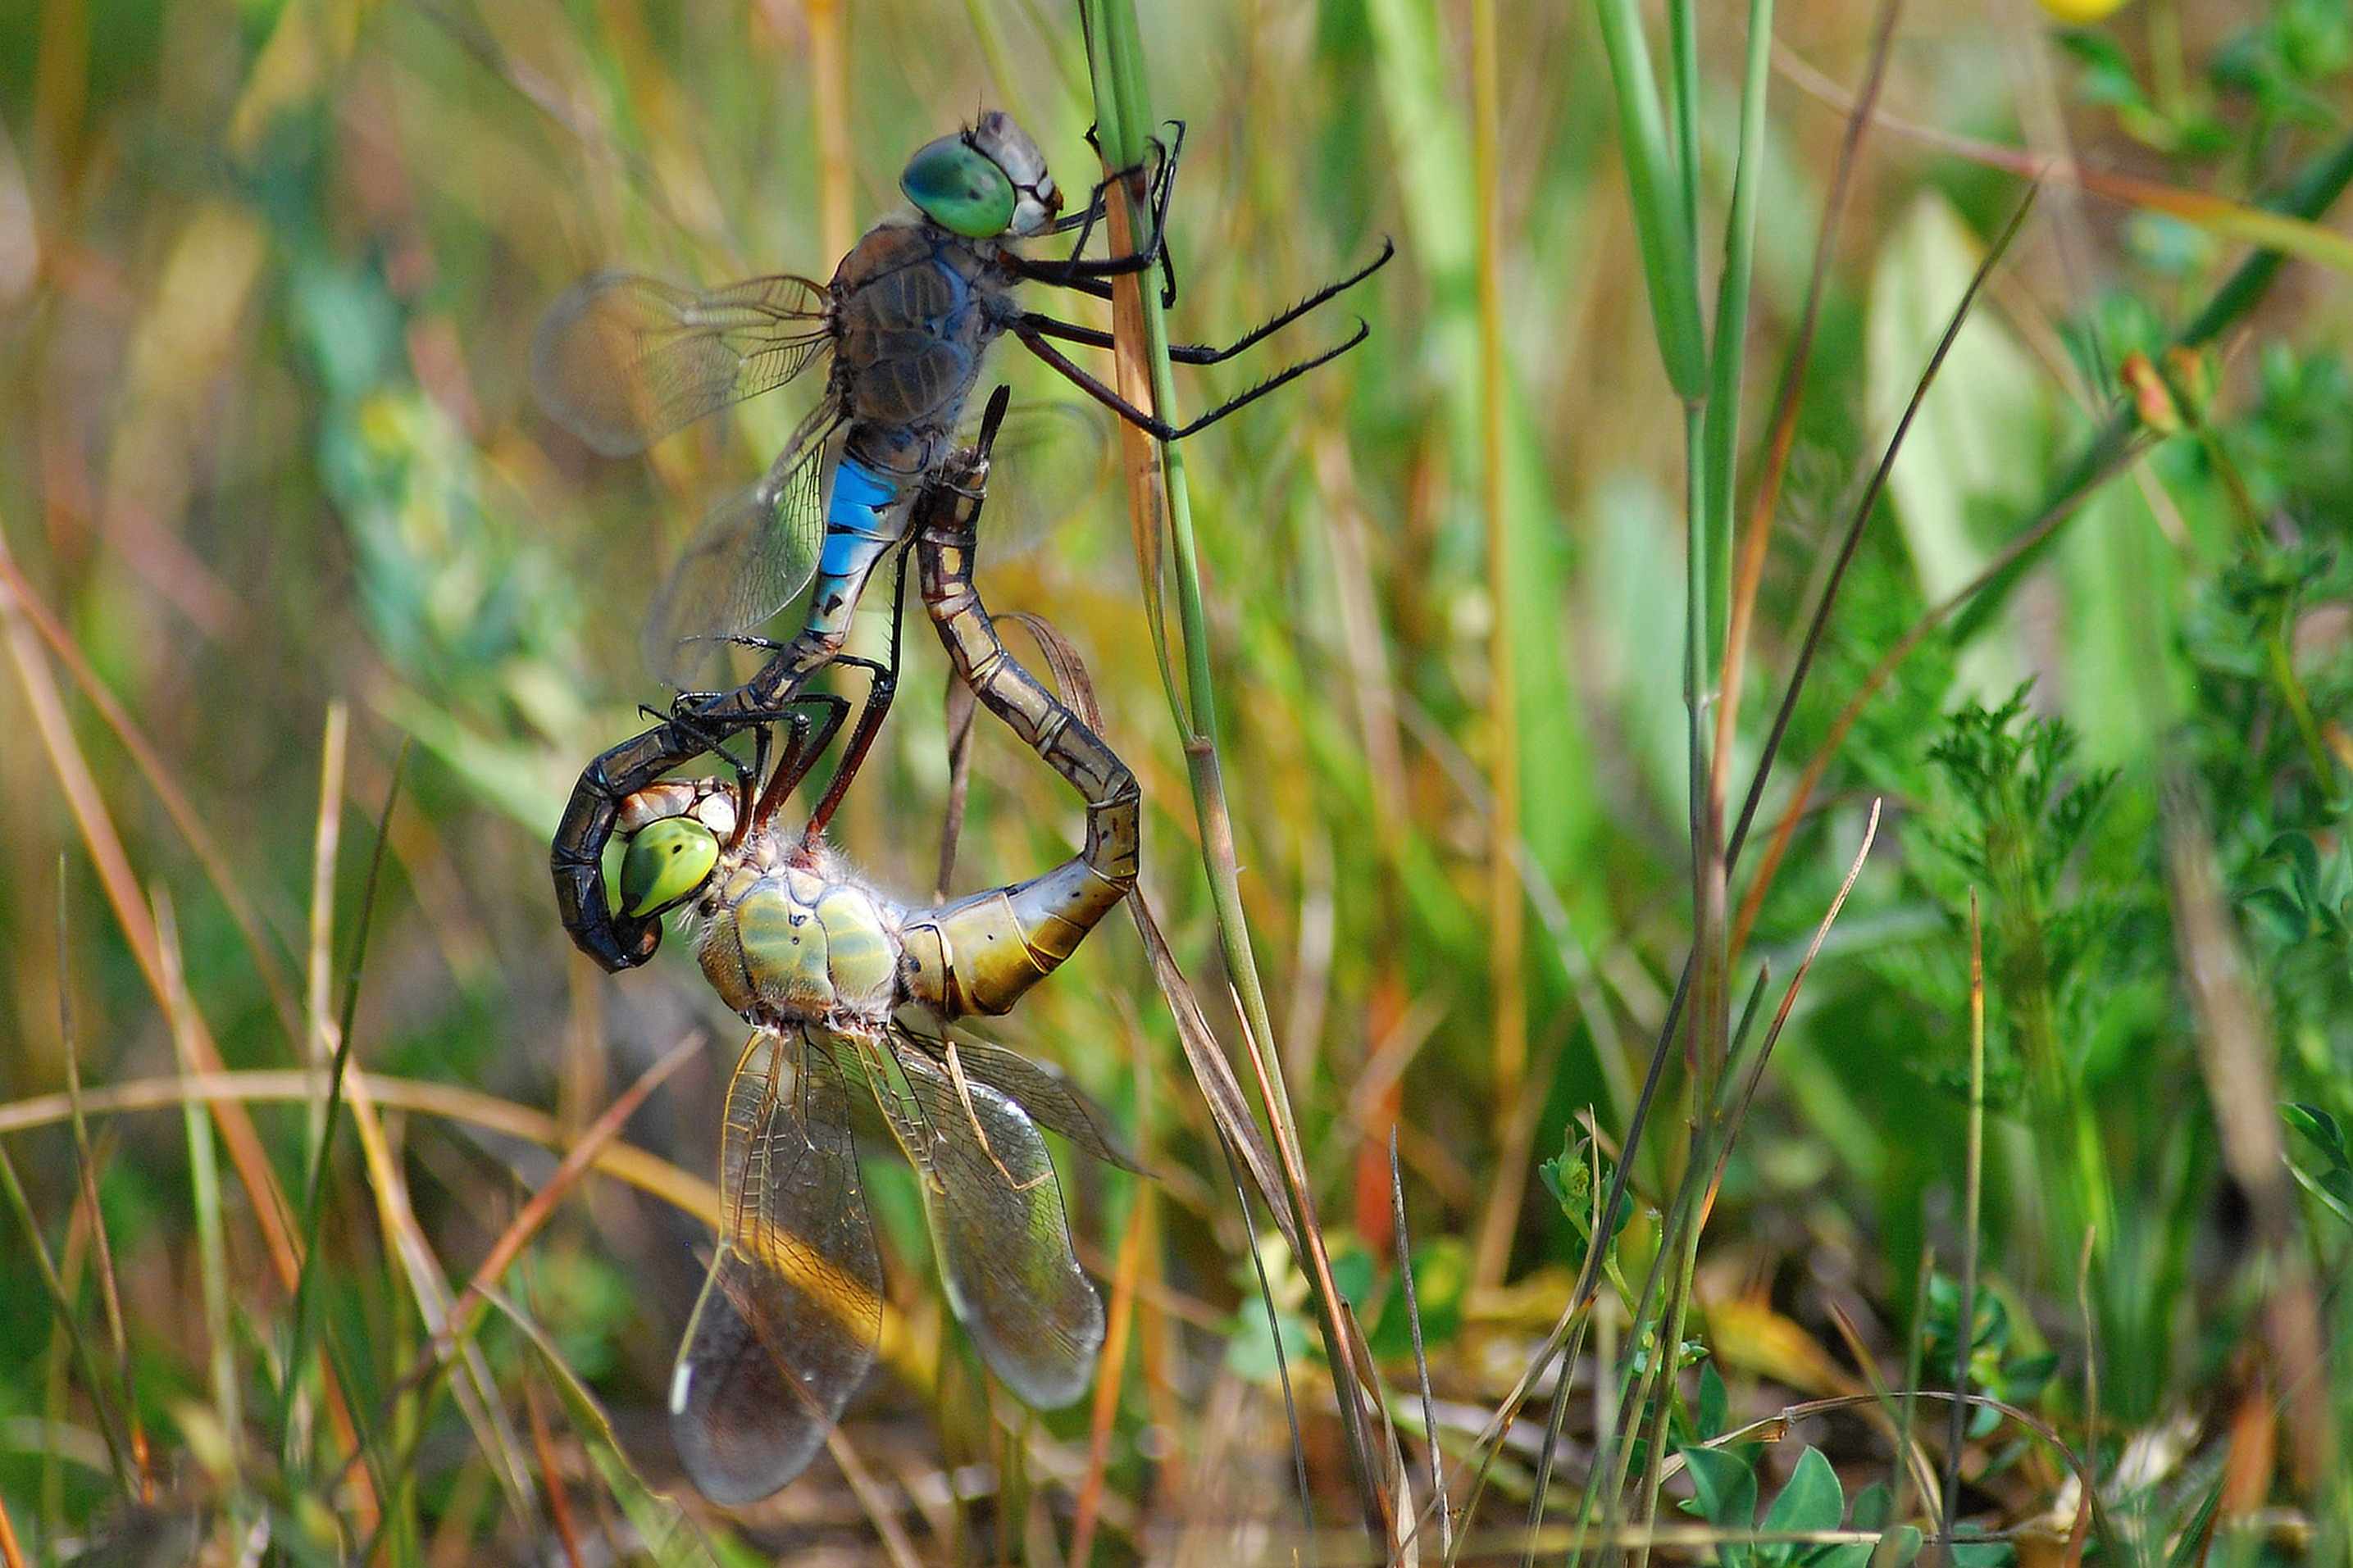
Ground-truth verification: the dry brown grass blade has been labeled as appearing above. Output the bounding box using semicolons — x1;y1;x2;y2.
822;1427;926;1568
523;1375;586;1568
2160;774;2335;1488
0;536;302;1040
1069;1190;1147;1568
0;1486;24;1568
1821;1299;1944;1509
439;1031;702;1352
0;522;381;1527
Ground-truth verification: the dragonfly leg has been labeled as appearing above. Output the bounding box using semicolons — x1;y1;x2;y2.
1014;314;1371;442
1010;122;1183;302
801;541;914;846
1035;122;1183;307
1017;235;1390;369
753;690;852;829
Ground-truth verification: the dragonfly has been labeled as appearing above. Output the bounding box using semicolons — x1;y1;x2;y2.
608;401;1140;1502
539;111;1390;971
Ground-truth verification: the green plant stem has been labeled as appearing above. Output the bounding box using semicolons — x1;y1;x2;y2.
1704;0;1777;667
1942;895;1986;1553
1079;0;1386;1540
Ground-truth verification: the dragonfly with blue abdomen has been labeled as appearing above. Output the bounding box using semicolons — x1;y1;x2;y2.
609;399;1140;1503
539;111;1389;970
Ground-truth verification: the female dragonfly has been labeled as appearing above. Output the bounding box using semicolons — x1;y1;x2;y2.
610;396;1137;1502
538;111;1388;970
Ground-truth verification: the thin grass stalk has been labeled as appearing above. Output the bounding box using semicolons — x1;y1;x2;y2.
0;1141;132;1494
0;528;382;1520
1715;0;1898;820
280;739;407;1482
1469;0;1528;1243
1941;894;1987;1552
1227;1150;1315;1538
1726;185;2041;874
54;875;143;1497
346;1033;704;1557
1078;0;1386;1535
1392;1129;1452;1558
1068;1187;1145;1567
304;704;348;1164
152;893;239;1484
0;542;302;1041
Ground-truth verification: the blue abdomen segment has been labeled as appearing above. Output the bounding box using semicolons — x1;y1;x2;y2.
807;457;908;636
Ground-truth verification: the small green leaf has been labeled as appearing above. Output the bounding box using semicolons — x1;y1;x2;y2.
1850;1481;1892;1532
1698;1362;1728;1440
1682;1445;1759;1526
1948;1542;2014;1568
2286;1102;2350;1165
1764;1447;1847;1538
1682;1446;1759;1568
1877;1525;1926;1567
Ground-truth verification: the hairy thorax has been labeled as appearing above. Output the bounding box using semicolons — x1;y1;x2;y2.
618;785;905;1034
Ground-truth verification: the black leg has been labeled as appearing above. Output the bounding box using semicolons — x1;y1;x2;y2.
1010;123;1184;298
1016;316;1372;441
1019;236;1390;370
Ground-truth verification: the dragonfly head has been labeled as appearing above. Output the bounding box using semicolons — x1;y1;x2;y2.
903;111;1060;240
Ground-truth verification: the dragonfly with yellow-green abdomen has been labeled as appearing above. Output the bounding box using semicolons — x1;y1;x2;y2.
608;399;1139;1502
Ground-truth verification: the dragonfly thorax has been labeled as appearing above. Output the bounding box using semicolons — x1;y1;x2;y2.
612;781;905;1033
694;836;902;1032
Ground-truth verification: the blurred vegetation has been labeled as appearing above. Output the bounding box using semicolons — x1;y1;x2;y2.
1;0;2351;1561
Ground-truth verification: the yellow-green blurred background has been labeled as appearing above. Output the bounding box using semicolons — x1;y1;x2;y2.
4;0;2351;1559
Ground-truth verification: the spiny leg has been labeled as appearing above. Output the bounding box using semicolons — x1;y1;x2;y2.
1016;235;1391;366
1015;315;1370;442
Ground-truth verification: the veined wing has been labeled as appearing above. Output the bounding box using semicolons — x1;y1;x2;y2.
908;1027;1144;1174
864;1032;1104;1409
962;401;1113;562
639;401;840;691
533;271;834;457
671;1029;881;1506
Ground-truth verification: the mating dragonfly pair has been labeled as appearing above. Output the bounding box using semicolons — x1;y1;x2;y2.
539;113;1383;1502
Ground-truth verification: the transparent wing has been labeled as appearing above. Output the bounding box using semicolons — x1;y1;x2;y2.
533;271;834;457
908;1027;1144;1174
968;402;1113;562
639;402;840;690
865;1034;1103;1409
671;1029;881;1506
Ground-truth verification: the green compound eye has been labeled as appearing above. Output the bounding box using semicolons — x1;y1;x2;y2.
618;818;719;918
901;134;1017;239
